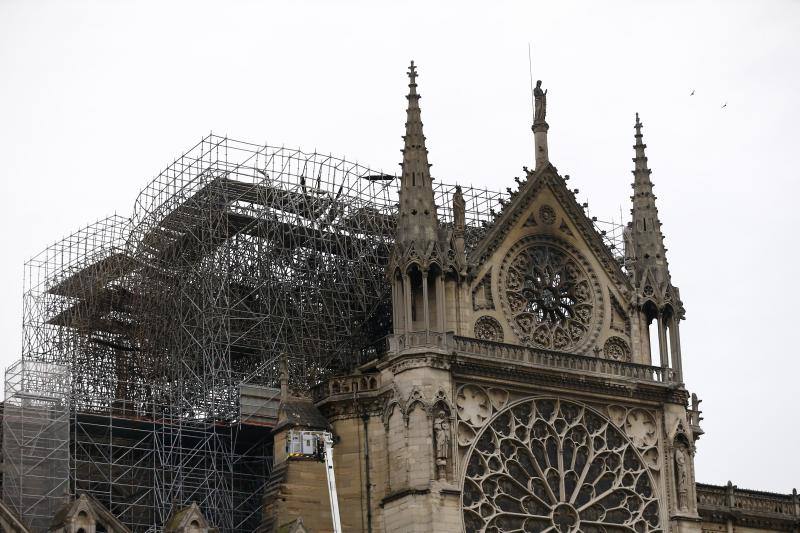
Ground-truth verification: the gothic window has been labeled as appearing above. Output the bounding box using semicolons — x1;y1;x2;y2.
500;241;599;352
462;398;661;533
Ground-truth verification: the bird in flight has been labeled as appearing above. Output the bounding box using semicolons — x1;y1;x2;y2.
721;102;727;109
690;89;695;96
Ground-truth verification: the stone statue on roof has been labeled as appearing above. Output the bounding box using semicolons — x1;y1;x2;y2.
534;80;547;123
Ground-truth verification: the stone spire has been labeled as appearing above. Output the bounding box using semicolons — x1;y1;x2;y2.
625;113;685;380
628;112;670;284
396;61;439;249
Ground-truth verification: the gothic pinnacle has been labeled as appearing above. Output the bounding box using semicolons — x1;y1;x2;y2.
396;61;438;248
628;113;670;284
633;112;649;174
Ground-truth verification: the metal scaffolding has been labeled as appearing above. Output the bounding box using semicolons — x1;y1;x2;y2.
2;360;70;533
12;134;505;532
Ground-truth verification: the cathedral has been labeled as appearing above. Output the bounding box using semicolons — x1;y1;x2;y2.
1;62;797;533
254;63;797;533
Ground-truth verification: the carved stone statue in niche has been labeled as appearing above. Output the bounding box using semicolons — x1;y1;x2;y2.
674;443;690;511
433;410;451;480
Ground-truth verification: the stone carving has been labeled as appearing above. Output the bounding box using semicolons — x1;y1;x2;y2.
607;405;627;427
486;388;509;411
604;336;632;362
472;270;495;311
458;422;477;447
607;405;661;471
624;409;658;448
433;410;451;480
474;316;503;342
501;240;597;351
462;398;661;532
534;80;547;123
456;385;491;427
623;224;635;266
453;185;465;230
642;447;660;470
539;204;556;225
559;220;574;236
674;443;690;512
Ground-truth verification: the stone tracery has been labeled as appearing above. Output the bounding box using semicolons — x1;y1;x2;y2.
604;337;632;362
501;240;600;352
475;316;504;342
462;398;661;533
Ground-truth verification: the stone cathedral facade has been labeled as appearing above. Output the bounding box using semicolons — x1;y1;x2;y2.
256;63;798;533
4;63;795;533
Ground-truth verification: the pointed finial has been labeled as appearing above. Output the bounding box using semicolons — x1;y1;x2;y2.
408;61;418;92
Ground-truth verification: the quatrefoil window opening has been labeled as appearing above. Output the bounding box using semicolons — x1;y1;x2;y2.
462;398;661;533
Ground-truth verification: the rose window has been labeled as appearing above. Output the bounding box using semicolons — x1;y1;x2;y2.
475;316;504;343
603;337;632;362
462;398;661;533
501;244;595;351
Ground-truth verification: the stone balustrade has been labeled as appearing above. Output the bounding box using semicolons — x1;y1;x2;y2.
696;482;799;524
451;335;675;384
317;332;676;403
389;331;448;352
311;372;381;402
697;483;728;507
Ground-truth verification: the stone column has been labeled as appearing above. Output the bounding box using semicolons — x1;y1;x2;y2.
657;314;669;368
392;276;403;334
403;272;413;334
533;122;549;170
669;317;683;382
422;269;430;341
436;275;446;332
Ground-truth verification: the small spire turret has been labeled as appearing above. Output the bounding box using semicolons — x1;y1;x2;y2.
625;113;685;380
396;61;438;249
387;62;462;341
628;112;668;277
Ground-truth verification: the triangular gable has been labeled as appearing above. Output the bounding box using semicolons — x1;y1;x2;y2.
464;163;637;356
49;493;132;533
469;163;629;291
164;502;216;533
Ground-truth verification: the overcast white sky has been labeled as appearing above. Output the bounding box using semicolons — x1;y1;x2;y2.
1;1;798;492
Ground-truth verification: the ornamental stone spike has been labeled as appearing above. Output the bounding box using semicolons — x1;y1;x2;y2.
396;60;439;250
629;112;671;285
